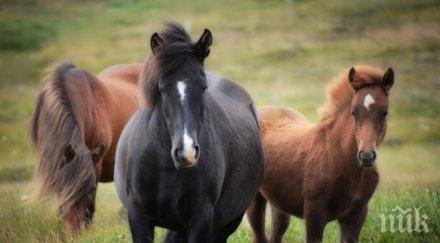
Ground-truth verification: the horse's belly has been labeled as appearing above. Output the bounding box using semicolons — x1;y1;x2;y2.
260;149;306;218
209;141;265;228
213;159;265;228
261;183;304;218
275;198;304;218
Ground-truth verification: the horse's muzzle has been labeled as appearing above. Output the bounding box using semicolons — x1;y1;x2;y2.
357;150;376;167
172;145;200;170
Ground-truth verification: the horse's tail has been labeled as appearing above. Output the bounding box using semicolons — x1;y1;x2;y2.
30;62;96;217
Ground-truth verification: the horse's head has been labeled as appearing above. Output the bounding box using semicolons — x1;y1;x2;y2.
349;67;394;167
59;144;105;233
149;26;212;170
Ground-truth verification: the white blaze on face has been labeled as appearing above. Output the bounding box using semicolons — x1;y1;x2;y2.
176;81;196;163
183;128;195;163
363;93;375;110
177;81;186;103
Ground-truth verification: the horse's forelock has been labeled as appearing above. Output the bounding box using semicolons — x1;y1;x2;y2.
141;22;198;107
319;65;385;120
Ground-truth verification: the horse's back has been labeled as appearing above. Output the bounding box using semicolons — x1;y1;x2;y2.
208;74;259;126
97;63;141;107
97;63;143;85
208;74;250;97
259;106;310;134
258;106;313;155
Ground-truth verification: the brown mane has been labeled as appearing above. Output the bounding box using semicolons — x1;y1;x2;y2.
31;62;142;233
318;65;385;120
30;63;94;216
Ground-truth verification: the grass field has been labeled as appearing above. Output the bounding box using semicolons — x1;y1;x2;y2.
0;0;439;242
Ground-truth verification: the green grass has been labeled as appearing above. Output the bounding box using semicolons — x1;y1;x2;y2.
0;0;439;242
0;20;58;51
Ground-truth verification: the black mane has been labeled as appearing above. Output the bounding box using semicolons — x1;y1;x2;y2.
153;22;195;74
141;22;199;106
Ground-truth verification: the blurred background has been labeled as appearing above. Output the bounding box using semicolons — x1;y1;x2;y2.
0;0;438;242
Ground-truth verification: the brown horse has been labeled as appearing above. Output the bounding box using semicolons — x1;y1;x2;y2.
30;62;142;233
247;65;394;243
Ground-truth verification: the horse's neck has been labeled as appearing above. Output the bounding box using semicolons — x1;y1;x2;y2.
320;105;379;201
71;76;112;148
320;107;358;165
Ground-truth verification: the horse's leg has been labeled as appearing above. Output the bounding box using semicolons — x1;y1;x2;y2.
164;230;188;243
338;206;368;243
269;206;290;243
246;192;268;243
212;213;244;243
304;205;326;243
187;203;214;243
127;204;155;243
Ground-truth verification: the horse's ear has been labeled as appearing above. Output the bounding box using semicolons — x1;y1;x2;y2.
348;67;362;90
382;67;394;94
150;32;164;55
91;144;106;165
64;144;76;163
194;29;212;62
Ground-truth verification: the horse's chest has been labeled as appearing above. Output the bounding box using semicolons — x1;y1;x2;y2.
137;180;192;229
141;169;218;222
325;176;358;216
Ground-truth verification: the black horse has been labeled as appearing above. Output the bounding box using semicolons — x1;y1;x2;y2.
114;23;265;242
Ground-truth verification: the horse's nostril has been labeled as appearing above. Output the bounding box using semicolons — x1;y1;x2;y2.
174;148;183;162
365;151;374;160
194;145;200;159
358;150;376;160
357;150;377;167
371;151;377;160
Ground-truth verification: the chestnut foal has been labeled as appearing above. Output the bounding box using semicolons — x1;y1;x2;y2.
247;66;394;243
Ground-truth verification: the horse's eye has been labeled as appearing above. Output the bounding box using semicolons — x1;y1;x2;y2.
202;86;207;93
351;110;357;117
159;88;165;94
382;111;388;117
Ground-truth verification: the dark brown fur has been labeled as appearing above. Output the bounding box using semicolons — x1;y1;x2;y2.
31;62;142;233
247;65;394;243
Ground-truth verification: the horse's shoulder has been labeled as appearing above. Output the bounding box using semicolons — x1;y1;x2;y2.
207;74;253;102
115;108;150;205
130;107;152;132
118;107;152;166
